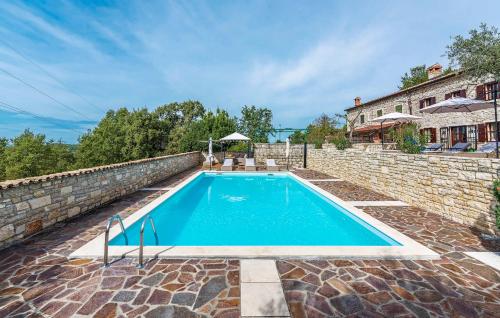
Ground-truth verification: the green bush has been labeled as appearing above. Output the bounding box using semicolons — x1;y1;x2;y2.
332;136;351;150
389;124;426;154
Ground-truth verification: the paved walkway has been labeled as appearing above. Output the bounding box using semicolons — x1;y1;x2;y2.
0;167;499;317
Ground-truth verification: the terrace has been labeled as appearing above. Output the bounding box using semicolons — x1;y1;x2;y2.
0;157;499;317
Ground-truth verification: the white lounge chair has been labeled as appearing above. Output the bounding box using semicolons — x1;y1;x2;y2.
245;158;256;171
221;158;234;171
266;159;279;171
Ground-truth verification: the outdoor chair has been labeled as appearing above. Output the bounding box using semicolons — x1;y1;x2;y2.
221;158;234;171
245;158;256;171
266;159;279;171
422;143;443;153
446;142;470;153
477;142;500;154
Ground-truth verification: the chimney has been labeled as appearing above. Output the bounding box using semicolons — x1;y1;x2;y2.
427;63;443;79
354;97;361;107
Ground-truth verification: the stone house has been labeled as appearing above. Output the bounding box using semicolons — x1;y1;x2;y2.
345;64;499;149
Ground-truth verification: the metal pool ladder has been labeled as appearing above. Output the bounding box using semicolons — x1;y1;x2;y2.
104;215;128;267
137;215;159;268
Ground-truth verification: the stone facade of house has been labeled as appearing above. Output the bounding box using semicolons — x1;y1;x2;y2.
346;65;499;148
308;144;499;235
0;152;202;248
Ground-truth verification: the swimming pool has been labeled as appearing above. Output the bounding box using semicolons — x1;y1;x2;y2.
110;173;399;246
71;171;439;259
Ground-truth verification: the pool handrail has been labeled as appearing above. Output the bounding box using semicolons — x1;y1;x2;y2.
104;214;128;267
137;215;159;268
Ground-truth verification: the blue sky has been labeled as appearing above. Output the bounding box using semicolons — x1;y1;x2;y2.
0;0;498;143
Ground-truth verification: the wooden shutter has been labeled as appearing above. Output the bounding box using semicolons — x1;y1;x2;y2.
477;123;487;142
430;128;437;143
445;93;451;100
459;89;466;97
419;100;425;109
476;85;485;100
430;97;436;105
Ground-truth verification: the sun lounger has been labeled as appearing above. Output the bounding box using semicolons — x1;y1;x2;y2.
266;159;279;171
422;143;443;152
221;158;234;171
477;142;500;154
245;158;256;171
447;142;470;153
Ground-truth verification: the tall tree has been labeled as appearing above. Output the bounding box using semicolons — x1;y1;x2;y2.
399;65;428;90
289;130;306;144
446;23;500;81
238;105;274;143
306;114;340;148
0;137;8;181
4;130;53;179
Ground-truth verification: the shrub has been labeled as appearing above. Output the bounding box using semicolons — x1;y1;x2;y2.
332;136;351;150
389;124;426;154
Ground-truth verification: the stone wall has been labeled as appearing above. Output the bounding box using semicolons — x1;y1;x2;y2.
0;152;202;248
308;145;499;234
254;143;304;167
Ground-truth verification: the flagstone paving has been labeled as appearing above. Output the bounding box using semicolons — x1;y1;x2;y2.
1;167;500;317
283;169;500;317
0;167;240;317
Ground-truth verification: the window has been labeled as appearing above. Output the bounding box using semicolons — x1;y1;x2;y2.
477;82;499;100
445;90;466;99
376;109;383;117
395;105;403;113
419;97;436;109
420;128;437;143
485;82;499;101
360;114;365;124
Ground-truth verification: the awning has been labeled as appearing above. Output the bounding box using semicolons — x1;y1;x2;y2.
353;123;395;133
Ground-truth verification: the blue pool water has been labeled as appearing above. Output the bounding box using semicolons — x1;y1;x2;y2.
110;173;400;246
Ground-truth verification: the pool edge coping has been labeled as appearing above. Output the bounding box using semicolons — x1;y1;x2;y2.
70;170;440;260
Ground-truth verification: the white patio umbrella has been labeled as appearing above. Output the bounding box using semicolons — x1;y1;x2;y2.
419;97;492;114
208;137;213;169
219;132;251;159
420;96;497;156
370;112;422;146
285;137;290;169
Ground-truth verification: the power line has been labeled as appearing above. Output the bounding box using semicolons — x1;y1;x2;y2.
0;100;88;134
0;38;107;113
0;66;93;120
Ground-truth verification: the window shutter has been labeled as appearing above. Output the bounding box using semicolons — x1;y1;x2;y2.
430;128;437;143
477;123;487;142
419;100;424;109
460;89;466;98
476;85;485;100
430;97;436;105
445;93;451;100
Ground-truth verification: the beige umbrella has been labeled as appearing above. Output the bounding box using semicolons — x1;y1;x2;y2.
370;112;422;145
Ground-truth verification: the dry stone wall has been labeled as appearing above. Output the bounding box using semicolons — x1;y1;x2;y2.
254;143;304;168
308;145;499;234
0;152;201;248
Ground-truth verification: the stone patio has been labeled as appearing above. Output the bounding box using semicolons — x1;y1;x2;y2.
0;167;499;317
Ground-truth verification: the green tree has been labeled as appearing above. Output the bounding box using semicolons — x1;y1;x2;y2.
446;23;500;81
399;65;428;90
157;100;206;154
4;130;52;179
48;141;75;173
306;114;340;148
75;108;165;167
289;130;306;144
177;109;237;152
0;137;8;181
238;105;274;142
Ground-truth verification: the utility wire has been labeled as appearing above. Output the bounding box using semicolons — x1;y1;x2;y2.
0;100;88;134
0;66;93;120
0;38;107;113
